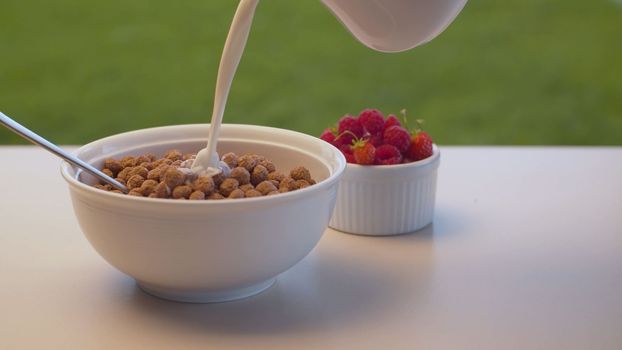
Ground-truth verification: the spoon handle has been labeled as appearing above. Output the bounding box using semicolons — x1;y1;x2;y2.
0;111;128;193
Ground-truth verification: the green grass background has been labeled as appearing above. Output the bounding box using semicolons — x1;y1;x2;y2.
1;0;620;145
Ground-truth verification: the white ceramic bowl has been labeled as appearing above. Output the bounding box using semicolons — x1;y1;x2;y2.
61;124;346;303
329;145;440;235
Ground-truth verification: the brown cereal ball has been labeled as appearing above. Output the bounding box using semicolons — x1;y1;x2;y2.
172;185;193;199
111;189;123;194
269;180;280;188
162;167;186;188
256;180;277;195
95;184;112;191
117;167;132;181
103;159;123;176
127;175;145;190
139;162;154;171
228;189;245;199
183;153;195;161
147;165;167;182
146;153;157;162
140;179;158;196
128;166;149;179
251;165;269;186
239;183;254;192
295;179;311;189
309;179;317;185
219;178;239;197
290;166;311;182
153;182;169;198
165;149;183;161
221;152;238;169
189;190;205;200
192;176;215;194
259;159;276;173
207;192;225;200
267;190;280;196
230;167;250;185
212;172;226;187
267;171;285;183
245;189;262;197
115;178;126;186
279;177;297;192
152;158;173;167
128;189;143;197
136;155;151;165
171;160;183;167
102;168;114;178
121;156;137;168
237;154;258;172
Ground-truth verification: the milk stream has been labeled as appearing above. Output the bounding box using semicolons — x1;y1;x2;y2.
192;0;260;176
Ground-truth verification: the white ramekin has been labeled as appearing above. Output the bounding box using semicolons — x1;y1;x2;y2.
61;124;345;303
329;145;440;235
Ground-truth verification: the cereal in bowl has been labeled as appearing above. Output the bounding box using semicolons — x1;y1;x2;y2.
93;151;316;200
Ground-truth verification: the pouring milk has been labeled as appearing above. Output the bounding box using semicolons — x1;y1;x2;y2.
192;0;468;174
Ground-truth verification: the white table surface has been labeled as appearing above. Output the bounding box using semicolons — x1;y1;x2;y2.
1;146;621;350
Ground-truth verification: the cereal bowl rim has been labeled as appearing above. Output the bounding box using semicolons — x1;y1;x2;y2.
60;124;347;207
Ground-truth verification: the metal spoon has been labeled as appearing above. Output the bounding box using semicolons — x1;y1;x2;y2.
0;111;128;193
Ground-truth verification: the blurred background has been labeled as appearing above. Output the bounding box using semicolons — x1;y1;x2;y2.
0;0;620;145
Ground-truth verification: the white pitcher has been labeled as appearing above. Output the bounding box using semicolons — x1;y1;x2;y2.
321;0;468;52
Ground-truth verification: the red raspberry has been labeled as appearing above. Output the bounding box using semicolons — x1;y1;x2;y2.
409;131;434;161
337;115;364;145
358;109;385;135
384;114;401;130
375;144;403;165
352;139;376;165
319;128;336;144
338;144;356;164
368;133;384;147
383;125;411;154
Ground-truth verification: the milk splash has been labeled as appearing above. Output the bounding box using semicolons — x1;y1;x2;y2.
192;0;260;176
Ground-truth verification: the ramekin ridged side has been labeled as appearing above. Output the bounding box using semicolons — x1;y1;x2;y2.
329;145;440;235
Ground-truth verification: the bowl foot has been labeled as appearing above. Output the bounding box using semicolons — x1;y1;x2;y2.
137;278;276;303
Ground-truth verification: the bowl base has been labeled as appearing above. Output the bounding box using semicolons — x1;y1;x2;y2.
137;278;276;303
